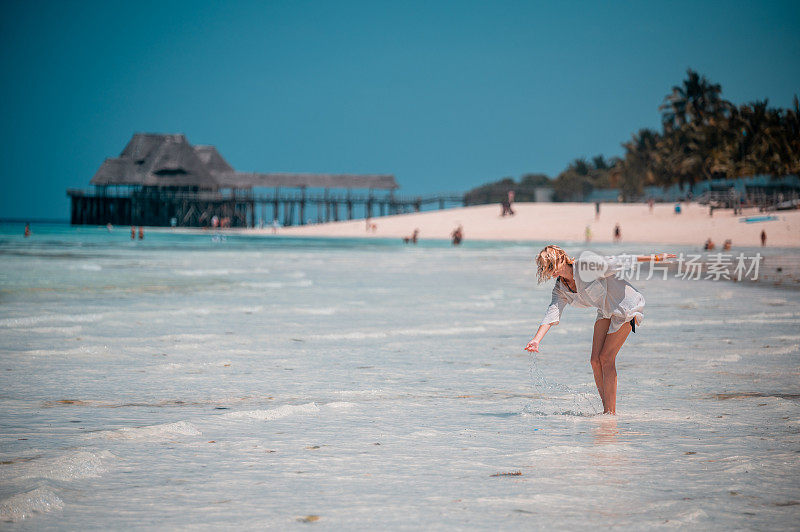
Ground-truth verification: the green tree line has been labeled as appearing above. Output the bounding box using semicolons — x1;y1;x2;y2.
466;69;800;203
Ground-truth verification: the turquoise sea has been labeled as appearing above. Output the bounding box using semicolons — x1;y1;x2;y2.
1;222;799;529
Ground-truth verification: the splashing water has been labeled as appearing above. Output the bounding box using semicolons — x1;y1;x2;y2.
523;353;600;416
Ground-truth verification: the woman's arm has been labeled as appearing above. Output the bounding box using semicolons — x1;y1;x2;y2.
525;323;551;352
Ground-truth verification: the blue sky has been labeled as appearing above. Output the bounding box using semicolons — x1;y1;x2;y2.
1;0;798;220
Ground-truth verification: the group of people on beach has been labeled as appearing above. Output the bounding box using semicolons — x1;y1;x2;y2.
704;230;767;251
401;225;464;246
704;238;732;251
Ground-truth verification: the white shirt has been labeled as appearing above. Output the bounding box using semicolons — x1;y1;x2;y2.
540;255;645;334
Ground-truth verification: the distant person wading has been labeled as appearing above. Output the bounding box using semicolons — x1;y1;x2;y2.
451;225;463;246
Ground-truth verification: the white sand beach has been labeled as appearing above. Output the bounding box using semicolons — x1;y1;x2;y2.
260;202;800;248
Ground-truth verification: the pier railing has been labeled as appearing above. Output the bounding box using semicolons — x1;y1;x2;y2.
66;188;467;228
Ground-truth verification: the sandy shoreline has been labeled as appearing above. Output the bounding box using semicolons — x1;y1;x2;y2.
246;202;800;248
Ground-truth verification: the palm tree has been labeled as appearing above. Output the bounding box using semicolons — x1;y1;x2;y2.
659;69;729;130
613;129;664;199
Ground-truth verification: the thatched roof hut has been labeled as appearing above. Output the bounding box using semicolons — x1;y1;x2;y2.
90;133;397;191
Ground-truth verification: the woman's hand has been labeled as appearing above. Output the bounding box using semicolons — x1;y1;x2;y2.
524;338;540;352
637;253;678;262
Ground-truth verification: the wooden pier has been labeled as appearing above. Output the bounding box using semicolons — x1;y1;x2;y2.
67;133;464;228
67;187;465;227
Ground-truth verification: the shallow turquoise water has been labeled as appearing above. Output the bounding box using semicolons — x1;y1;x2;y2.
1;223;799;529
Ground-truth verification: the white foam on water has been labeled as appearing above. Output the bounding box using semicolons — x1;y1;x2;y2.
323;401;358;409
174;268;258;276
758;344;799;355
20;345;111;358
170;307;212;316
239;280;313;289
221;402;319;421
241;281;284;289
237;305;263;313
0;487;63;522
760;297;788;306
104;420;201;440
0;313;103;328
472;289;505;300
0;450;114;482
155;333;220;343
336;389;384;398
317;325;486;341
293;307;337;315
480;318;531;326
705;354;742;364
650;313;800;328
451;301;496;309
154;362;185;371
663;508;709;527
529;445;587;456
26;326;83;335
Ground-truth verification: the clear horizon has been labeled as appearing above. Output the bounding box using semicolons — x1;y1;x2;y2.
1;0;799;220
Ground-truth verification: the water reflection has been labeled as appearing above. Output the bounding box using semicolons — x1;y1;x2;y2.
593;416;620;445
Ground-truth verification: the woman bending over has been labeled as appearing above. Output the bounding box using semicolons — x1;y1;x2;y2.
525;245;674;414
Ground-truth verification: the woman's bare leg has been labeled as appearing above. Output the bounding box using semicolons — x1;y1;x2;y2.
590;319;611;408
597;322;632;414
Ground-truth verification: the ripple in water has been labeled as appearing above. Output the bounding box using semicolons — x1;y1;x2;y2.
523;353;599;416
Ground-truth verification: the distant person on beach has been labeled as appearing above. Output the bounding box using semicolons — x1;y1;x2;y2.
138;227;144;240
585;226;592;243
24;223;30;237
272;219;281;234
403;229;419;244
704;238;715;251
613;224;621;243
130;226;135;240
674;202;682;215
451;225;463;246
106;223;113;232
595;202;600;220
761;230;767;247
211;215;219;228
648;198;654;213
501;194;515;216
525;245;676;414
723;239;732;251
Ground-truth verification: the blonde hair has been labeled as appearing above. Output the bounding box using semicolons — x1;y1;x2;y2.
535;245;572;284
